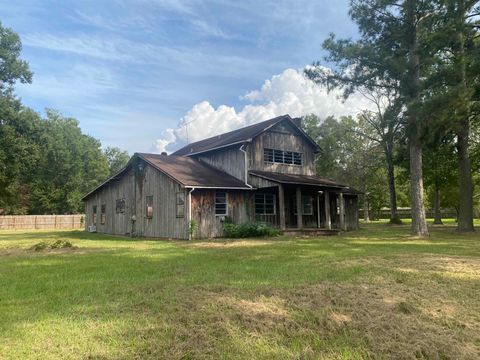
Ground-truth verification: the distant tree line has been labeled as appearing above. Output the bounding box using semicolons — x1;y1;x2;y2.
305;0;480;236
0;22;129;215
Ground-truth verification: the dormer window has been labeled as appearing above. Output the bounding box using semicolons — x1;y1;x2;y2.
264;148;302;166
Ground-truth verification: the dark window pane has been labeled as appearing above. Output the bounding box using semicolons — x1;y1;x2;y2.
293;152;302;165
264;148;274;162
274;149;284;163
284;151;293;164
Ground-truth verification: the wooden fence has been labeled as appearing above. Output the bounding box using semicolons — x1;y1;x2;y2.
0;214;84;230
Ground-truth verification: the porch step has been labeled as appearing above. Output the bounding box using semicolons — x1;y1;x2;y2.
283;228;340;237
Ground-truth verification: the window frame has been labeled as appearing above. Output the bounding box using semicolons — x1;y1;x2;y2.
215;191;228;216
302;195;313;215
255;193;276;215
92;205;97;225
176;192;185;218
263;148;303;166
100;204;106;225
115;198;125;214
146;195;154;219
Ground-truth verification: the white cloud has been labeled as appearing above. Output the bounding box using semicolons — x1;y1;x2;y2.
155;67;374;153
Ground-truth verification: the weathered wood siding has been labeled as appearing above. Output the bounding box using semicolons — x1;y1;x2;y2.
194;145;246;182
248;122;316;175
85;168;135;236
134;163;188;239
344;195;359;230
84;161;188;239
191;189;249;238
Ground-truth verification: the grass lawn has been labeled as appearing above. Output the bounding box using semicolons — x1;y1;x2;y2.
1;221;479;359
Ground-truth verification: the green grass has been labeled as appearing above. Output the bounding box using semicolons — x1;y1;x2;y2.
1;221;479;359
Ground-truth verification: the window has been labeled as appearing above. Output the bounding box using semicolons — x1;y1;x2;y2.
146;196;153;218
215;191;227;216
176;192;185;218
101;204;106;225
302;195;313;215
264;148;302;166
255;193;276;215
116;198;125;214
264;148;274;162
92;205;97;225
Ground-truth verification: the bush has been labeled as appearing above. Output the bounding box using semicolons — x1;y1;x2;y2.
223;222;280;238
30;240;74;251
30;241;49;251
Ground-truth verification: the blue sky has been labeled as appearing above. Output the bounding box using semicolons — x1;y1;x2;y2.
1;0;358;153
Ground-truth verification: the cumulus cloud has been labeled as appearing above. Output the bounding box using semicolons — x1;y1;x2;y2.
155;67;374;153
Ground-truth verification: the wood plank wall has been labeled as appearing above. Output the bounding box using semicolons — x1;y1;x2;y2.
248;122;316;175
84;161;188;239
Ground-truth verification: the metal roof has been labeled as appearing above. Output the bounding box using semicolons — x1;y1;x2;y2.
172;114;321;156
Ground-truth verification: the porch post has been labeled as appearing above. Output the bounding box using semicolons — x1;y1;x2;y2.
339;192;345;231
296;187;303;229
317;193;321;228
278;184;286;231
324;191;331;230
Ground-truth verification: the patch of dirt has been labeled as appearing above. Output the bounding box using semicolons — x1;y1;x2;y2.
185;239;274;248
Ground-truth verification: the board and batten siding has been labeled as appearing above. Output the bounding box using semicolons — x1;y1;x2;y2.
194;145;246;182
191;189;250;238
248;122;316;175
135;163;187;239
85;161;188;239
85;168;134;236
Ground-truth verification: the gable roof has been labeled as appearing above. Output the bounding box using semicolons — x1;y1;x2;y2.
82;153;252;200
136;153;251;189
172;114;321;156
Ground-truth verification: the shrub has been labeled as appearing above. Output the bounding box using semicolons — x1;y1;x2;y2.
50;240;73;249
30;240;74;251
223;222;280;238
30;241;49;251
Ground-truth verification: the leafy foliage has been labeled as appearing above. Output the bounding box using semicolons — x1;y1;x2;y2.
223;221;280;238
0;22;125;215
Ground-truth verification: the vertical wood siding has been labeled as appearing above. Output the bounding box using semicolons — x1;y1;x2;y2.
84;162;188;239
195;146;246;182
248;122;316;175
191;189;249;238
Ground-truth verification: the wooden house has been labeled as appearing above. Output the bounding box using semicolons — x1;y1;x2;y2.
82;115;360;239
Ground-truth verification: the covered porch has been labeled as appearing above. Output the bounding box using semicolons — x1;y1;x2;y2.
249;171;360;234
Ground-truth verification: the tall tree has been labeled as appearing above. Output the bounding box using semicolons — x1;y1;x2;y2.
104;147;130;176
306;0;440;236
0;21;32;93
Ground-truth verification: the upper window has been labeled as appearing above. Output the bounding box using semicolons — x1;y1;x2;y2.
146;195;153;218
116;198;125;214
100;204;106;225
255;193;276;215
215;191;227;216
176;192;185;218
264;148;302;166
92;205;97;225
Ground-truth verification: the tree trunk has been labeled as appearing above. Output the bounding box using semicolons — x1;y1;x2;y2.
433;185;443;225
406;0;429;237
410;135;429;236
363;194;370;222
454;0;474;232
457;120;474;231
386;149;399;222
